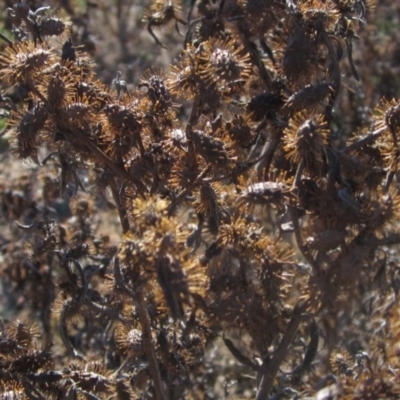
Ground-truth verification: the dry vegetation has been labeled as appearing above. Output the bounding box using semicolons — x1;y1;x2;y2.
1;0;400;399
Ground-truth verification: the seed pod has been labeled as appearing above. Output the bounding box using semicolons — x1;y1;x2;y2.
40;17;68;37
237;0;281;38
66;369;113;393
283;112;329;173
166;49;199;100
373;98;400;152
330;349;353;375
199;38;251;90
126;329;144;356
139;68;171;110
9;348;52;373
226;114;257;148
246;91;285;121
385;102;400;140
156;253;190;320
143;0;186;48
116;325;144;357
0;381;27;400
191;130;230;168
60;102;92;128
144;0;184;28
285;82;333;114
0;321;39;358
0;42;54;85
234;181;294;214
13;104;48;159
7;321;40;349
283;23;318;86
104;104;140;132
195;182;221;235
101;103;143;156
46;74;69;109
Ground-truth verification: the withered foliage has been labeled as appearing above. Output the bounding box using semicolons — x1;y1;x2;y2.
0;0;400;399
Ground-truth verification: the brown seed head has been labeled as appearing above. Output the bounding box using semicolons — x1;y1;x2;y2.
199;38;251;89
283;112;329;172
0;42;54;85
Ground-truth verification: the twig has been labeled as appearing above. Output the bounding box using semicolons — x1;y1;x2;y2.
71;127;147;193
342;126;386;153
58;299;85;360
256;133;280;181
289;161;319;272
65;258;87;298
363;233;400;247
255;301;308;400
114;257;167;399
86;299;127;324
109;179;130;233
0;31;13;45
136;290;168;400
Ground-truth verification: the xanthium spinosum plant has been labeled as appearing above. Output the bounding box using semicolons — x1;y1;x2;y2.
1;0;400;399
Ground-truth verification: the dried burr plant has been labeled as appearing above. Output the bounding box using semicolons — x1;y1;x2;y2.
1;0;400;399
